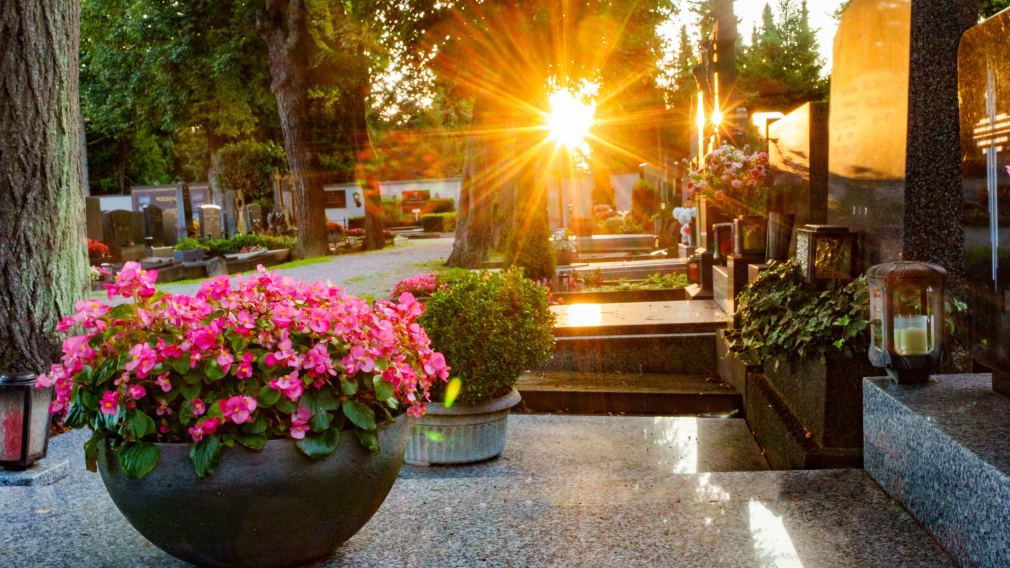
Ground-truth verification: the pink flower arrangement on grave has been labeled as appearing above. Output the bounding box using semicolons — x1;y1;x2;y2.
39;261;449;478
687;143;771;217
390;272;440;299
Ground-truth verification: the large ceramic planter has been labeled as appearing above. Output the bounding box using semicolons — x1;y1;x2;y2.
98;418;408;568
405;388;520;466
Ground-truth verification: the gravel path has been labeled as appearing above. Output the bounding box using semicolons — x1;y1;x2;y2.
158;238;454;300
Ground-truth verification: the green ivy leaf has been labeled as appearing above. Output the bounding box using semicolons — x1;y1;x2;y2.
236;433;267;450
372;377;394;402
83;431;104;473
189;435;223;478
342;400;376;431
180;382;201;401
127;410;156;439
295;429;340;459
118;442;160;479
258;385;281;407
65;402;88;428
354;429;380;454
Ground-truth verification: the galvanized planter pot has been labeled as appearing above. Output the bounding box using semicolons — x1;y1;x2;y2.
406;389;520;466
98;418;407;568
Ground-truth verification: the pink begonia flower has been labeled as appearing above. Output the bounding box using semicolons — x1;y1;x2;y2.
155;374;172;392
127;384;147;401
302;343;336;377
99;390;119;415
188;417;221;442
159;423;170;434
216;351;234;375
290;407;311;439
236;352;255;380
269;371;303;401
307;307;332;334
103;261;157;299
156;399;173;416
191;398;206;416
220;395;257;424
190;325;219;352
124;342;158;378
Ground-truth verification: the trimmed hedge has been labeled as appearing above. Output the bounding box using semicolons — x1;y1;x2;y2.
421;212;457;233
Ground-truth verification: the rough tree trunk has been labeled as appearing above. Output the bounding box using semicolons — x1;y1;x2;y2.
257;0;329;258
0;0;89;373
447;94;519;267
347;68;385;251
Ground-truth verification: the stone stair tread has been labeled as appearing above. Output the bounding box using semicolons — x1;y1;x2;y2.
552;299;729;336
518;371;733;395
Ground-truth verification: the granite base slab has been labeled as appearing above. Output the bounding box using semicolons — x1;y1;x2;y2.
1;418;953;568
0;458;70;487
864;374;1010;567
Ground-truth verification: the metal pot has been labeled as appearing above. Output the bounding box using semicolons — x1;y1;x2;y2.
406;388;520;466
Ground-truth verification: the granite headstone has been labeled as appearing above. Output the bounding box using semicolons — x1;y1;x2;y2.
85;196;104;243
828;0;976;275
143;205;164;247
199;205;223;240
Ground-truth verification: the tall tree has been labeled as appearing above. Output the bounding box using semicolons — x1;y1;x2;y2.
738;0;827;111
0;1;89;371
980;0;1010;17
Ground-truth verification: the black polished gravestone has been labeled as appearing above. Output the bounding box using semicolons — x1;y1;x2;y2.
959;10;1010;395
769;102;829;231
102;210;146;262
143;205;165;247
828;0;977;276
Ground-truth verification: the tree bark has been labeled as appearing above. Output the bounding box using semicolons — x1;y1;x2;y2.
446;93;520;267
257;0;329;259
0;0;89;373
346;64;385;251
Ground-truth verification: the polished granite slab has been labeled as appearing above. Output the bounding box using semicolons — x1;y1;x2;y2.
864;374;1010;567
1;416;951;567
552;300;729;336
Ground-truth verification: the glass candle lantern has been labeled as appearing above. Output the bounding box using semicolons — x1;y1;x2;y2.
867;262;947;384
712;222;734;264
795;225;860;285
732;216;767;256
0;373;53;469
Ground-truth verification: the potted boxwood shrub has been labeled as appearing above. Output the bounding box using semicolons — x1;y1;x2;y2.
38;262;448;567
406;268;555;465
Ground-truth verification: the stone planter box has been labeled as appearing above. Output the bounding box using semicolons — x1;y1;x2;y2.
405;389;520;466
715;330;759;404
173;249;206;263
745;350;875;469
553;288;687;304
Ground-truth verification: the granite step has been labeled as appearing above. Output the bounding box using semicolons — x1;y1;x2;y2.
515;371;741;416
545;300;729;374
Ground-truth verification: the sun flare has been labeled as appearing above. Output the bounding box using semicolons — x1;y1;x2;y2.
546;89;596;149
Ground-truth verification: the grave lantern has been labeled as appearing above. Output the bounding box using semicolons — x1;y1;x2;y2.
867;262;946;384
0;373;53;469
795;225;859;284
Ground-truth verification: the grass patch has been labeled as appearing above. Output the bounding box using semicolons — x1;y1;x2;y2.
346;275;367;284
266;256;331;271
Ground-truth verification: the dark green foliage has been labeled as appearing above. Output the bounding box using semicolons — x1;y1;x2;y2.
428;198;456;213
421;213;457;233
738;1;828;110
631;179;659;224
174;235;297;255
728;261;869;364
591;273;689;292
508;215;557;282
420;269;556;404
981;0;1010;18
215;140;288;203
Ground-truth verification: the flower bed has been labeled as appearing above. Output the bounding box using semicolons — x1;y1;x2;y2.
39;262;448;478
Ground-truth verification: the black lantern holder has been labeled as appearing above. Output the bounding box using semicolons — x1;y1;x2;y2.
867;262;947;384
0;373;53;469
795;225;860;285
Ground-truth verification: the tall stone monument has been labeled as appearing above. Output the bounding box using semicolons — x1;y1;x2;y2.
828;0;978;276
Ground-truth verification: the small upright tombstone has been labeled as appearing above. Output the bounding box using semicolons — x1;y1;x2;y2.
85;196;104;243
244;203;264;234
102;210;146;262
198;205;223;240
143;205;164;247
162;210;178;247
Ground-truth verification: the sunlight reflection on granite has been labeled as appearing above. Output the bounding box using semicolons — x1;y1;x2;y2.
749;499;804;568
696;473;731;502
651;417;698;473
563;303;602;327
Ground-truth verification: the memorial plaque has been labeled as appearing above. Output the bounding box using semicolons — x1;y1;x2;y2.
85;196;104;243
199;205;223;240
958;10;1010;393
143;205;165;247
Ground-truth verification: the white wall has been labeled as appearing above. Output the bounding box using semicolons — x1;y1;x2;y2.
97;195;133;212
324;177;461;224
